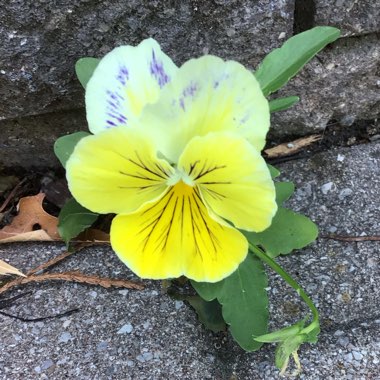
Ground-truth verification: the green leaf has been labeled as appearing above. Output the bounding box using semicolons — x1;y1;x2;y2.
220;255;268;351
269;96;299;113
275;334;305;371
193;254;269;351
75;57;100;88
186;296;226;333
245;207;318;258
275;182;295;204
255;319;305;343
58;198;99;244
305;325;320;344
268;164;280;178
255;26;341;96
191;280;224;302
54;131;90;168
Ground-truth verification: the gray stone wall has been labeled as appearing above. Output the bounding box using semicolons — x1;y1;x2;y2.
0;0;379;168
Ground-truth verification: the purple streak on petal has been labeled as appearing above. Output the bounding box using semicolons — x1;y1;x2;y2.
116;66;129;86
105;90;128;127
150;49;170;88
239;113;250;125
183;82;198;98
107;100;118;109
179;98;185;111
108;112;127;123
178;82;199;112
213;73;230;89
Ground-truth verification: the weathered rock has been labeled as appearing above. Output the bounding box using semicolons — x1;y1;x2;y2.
270;33;380;139
314;0;380;37
0;0;294;120
0;109;87;169
0;0;379;168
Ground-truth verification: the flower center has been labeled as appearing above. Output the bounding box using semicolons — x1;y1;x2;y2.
166;169;194;187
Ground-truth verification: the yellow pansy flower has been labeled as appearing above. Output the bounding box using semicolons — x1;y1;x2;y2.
66;38;277;282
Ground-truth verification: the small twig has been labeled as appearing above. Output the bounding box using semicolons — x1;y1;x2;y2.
264;134;322;159
320;234;380;242
0;291;32;309
0;291;80;322
0;245;87;290
26;242;104;276
0;243;144;296
0;178;27;213
26;250;75;276
0;308;80;322
0;271;144;295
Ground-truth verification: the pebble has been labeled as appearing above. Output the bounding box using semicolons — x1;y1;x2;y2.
136;352;154;362
41;359;54;370
338;337;350;347
13;334;22;341
334;330;345;337
175;301;184;310
321;182;335;194
353;351;363;361
338;188;353;200
118;289;129;296
344;352;353;362
143;321;151;329
117;323;133;334
89;291;97;298
58;332;72;343
97;341;108;351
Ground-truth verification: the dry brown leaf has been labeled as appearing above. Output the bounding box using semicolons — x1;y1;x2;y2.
0;193;60;243
0;259;26;277
264;134;322;158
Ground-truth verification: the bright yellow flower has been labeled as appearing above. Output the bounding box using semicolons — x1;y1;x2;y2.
66;38;277;282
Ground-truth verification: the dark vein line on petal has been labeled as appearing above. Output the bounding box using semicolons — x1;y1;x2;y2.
188;194;202;260
198;181;231;185
119;171;159;181
202;187;226;200
194;164;227;180
188;160;200;175
160;197;178;252
192;190;221;253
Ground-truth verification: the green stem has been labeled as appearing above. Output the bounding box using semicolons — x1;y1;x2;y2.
249;244;319;335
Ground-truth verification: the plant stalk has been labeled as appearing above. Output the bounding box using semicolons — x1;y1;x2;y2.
249;244;319;334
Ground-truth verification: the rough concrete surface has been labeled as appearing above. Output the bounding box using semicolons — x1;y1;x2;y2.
0;109;87;169
0;0;379;168
315;0;380;37
0;0;294;120
0;141;379;379
270;33;380;139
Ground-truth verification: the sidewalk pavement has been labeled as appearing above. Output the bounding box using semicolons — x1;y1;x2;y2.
0;141;379;380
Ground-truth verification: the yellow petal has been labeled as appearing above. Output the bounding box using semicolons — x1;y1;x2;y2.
178;133;277;232
66;127;174;214
139;55;269;162
111;181;248;282
86;38;178;134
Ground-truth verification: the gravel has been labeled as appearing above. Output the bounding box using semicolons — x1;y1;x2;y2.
0;142;380;379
